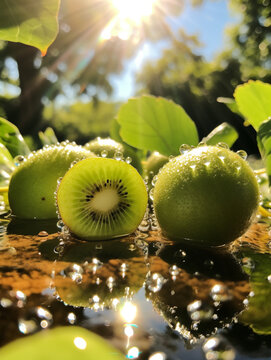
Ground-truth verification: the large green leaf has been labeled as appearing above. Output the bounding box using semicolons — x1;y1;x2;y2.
234;80;271;130
117;95;199;156
0;0;60;55
203;122;239;148
0;326;125;360
257;118;271;185
0;117;30;157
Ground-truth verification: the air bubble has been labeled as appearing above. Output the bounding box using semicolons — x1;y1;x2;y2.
125;156;132;164
179;144;191;155
236;150;247;160
202;336;236;360
217;142;229;149
0;298;13;308
14;155;25;166
146;273;167;293
101;150;108;158
84;258;103;273
114;151;123;161
187;300;214;321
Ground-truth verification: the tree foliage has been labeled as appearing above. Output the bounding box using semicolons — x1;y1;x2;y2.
136;0;271;154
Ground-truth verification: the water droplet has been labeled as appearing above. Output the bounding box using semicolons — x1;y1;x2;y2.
179;144;191;155
202;336;236;360
138;219;150;232
57;220;65;229
0;298;13;308
114;151;123;161
106;276;116;291
217;142;229;149
38;230;48;237
62;264;84;283
198;141;206;147
67;312;76;324
169;265;180;277
146;273;167;293
14;155;25;166
187;300;214;321
18;307;53;334
149;188;154;201
101;149;108;158
210;284;232;302
84;258;103;273
125;156;132;164
267;275;271;283
236;150;247;160
151;175;158;187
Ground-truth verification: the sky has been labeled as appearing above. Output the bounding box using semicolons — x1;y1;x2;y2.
110;0;238;100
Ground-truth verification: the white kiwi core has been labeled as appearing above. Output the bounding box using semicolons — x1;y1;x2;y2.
90;188;120;213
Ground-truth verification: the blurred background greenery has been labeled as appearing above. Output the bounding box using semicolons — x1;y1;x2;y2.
0;0;270;153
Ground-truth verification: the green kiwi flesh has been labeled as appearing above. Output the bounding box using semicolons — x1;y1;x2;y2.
85;137;143;174
57;157;148;240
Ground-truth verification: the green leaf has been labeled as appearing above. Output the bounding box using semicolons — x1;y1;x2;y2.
0;117;30;157
217;97;243;118
39;127;58;146
234;80;271;130
0;142;15;186
110;118;123;144
117;95;199;156
0;326;125;360
0;0;60;55
202;122;239;148
256;117;271;185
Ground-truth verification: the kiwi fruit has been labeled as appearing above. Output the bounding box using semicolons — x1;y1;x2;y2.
8;143;95;220
153;145;259;246
56;157;148;240
85;137;143;174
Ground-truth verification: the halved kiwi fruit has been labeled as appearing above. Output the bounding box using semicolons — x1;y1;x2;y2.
57;157;148;240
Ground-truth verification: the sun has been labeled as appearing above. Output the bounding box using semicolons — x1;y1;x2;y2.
112;0;156;22
101;0;157;41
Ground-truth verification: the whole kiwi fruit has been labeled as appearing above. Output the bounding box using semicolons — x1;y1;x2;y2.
8;142;95;220
85;137;142;174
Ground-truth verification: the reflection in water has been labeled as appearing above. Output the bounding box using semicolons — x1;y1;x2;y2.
1;221;271;358
145;241;250;344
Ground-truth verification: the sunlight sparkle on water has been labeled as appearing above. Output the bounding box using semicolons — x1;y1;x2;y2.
120;302;137;323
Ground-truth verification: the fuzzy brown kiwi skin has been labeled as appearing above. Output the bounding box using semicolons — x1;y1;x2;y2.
56;157;148;241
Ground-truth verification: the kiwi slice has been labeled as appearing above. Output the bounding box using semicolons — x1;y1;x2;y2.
57;157;148;240
85;137;143;174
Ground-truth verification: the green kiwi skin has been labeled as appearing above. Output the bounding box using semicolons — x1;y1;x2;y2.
57;157;148;241
85;137;143;174
153;146;260;246
8;143;95;220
